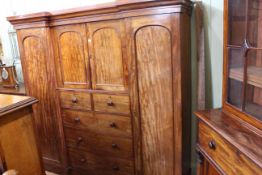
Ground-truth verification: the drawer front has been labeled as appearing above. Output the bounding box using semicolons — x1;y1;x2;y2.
93;94;130;114
59;91;91;110
68;149;134;175
62;110;132;138
65;127;133;159
198;121;261;175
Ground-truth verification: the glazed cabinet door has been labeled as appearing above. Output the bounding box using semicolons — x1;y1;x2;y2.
52;24;90;89
87;20;128;91
17;28;64;171
128;15;177;175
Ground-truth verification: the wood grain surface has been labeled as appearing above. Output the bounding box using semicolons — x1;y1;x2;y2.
136;24;174;175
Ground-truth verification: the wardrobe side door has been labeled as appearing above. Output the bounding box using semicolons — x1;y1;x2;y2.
87;20;128;91
52;24;90;89
17;28;63;169
128;15;175;175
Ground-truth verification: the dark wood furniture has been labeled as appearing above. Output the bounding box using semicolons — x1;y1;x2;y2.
195;0;262;174
0;84;25;95
0;94;45;175
7;0;193;174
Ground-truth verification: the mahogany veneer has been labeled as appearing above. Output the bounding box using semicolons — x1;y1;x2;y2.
8;0;193;174
0;94;44;175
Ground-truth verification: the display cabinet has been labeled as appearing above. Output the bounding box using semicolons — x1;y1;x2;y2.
195;0;262;175
225;0;262;125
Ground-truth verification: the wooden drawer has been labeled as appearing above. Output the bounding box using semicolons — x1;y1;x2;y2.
68;149;134;175
198;121;261;175
62;110;132;138
64;127;133;159
93;94;130;114
59;91;91;110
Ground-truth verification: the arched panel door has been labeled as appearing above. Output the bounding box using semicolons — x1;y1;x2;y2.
52;24;90;89
87;20;128;91
128;14;178;175
17;28;63;170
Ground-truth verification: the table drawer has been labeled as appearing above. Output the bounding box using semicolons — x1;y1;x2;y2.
198;121;261;175
93;94;130;115
59;91;91;110
62;110;132;138
65;127;133;159
68;149;134;175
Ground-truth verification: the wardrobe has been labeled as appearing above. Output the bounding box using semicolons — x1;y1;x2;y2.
7;0;193;174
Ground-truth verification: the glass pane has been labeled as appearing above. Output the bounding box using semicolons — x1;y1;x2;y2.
227;48;244;108
247;0;262;47
244;49;262;120
228;0;247;45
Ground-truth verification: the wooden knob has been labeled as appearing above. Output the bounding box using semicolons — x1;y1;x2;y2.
74;117;80;124
109;122;117;128
71;96;78;103
80;157;86;163
208;140;216;150
113;165;119;171
107;98;114;106
76;137;83;144
112;143;118;149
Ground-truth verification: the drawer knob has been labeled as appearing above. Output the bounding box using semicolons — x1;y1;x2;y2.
71;96;78;103
74;117;80;123
112;143;118;149
107;98;114;106
76;137;83;145
208;140;216;150
109;122;117;128
113;165;119;171
80;157;86;163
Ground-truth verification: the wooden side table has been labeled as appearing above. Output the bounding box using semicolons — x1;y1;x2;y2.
0;94;45;175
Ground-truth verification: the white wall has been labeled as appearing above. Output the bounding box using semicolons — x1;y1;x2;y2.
0;0;115;64
190;0;223;174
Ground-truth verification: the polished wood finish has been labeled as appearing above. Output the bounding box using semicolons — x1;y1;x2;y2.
16;28;66;173
68;149;134;175
0;84;25;95
53;24;90;89
0;94;44;175
9;0;192;174
88;20;128;91
59;90;91;110
195;109;262;175
196;1;262;175
134;16;173;175
0;66;19;88
93;94;130;115
64;127;133;159
62;110;132;138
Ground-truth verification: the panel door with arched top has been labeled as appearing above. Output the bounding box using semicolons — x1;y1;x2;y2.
87;20;128;91
127;14;180;175
52;24;90;89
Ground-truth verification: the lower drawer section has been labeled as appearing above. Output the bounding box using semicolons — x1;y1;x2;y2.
65;127;133;159
68;149;134;175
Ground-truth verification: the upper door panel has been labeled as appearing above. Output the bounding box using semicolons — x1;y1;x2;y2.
87;20;128;91
53;24;90;89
